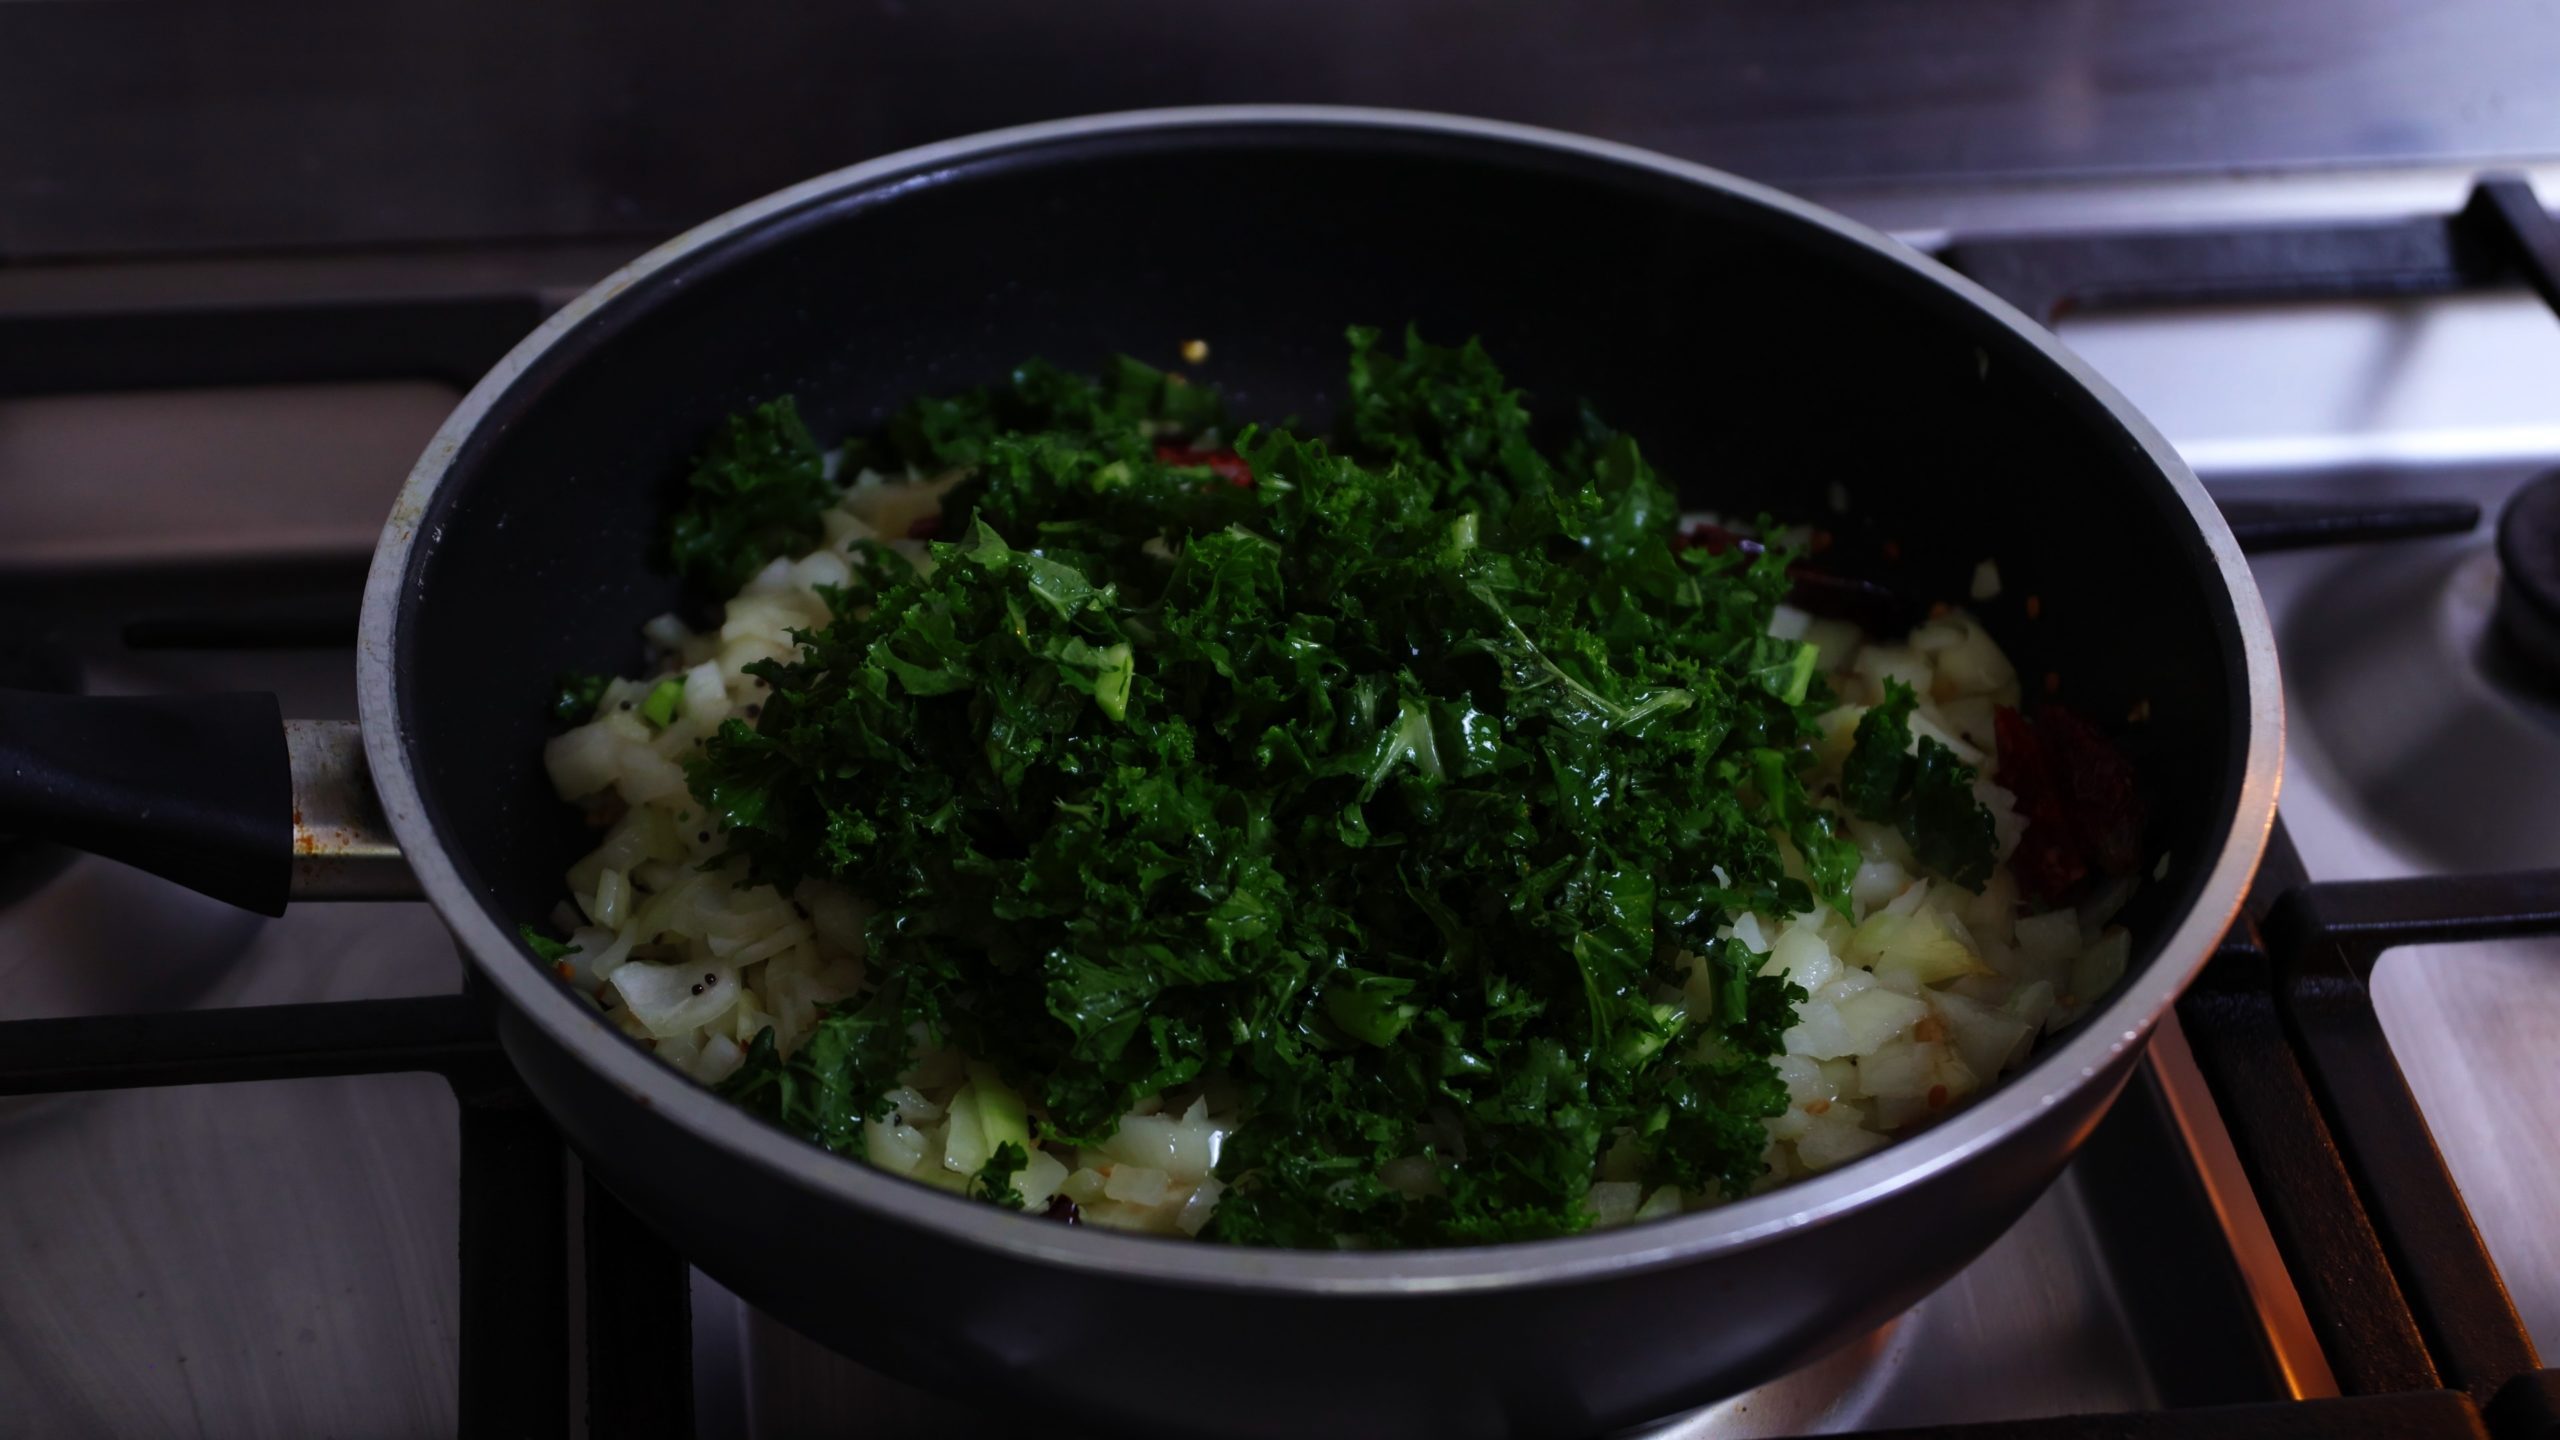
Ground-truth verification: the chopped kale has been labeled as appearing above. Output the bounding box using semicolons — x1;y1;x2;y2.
551;671;611;728
1841;678;1920;821
1903;739;2000;890
683;330;1898;1245
972;1141;1030;1209
717;987;915;1159
1841;678;1999;889
519;923;576;964
667;396;835;594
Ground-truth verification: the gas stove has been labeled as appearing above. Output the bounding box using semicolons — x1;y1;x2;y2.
2;171;2557;1440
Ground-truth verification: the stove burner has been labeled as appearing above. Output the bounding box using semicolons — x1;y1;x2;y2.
2280;508;2560;874
2494;469;2560;692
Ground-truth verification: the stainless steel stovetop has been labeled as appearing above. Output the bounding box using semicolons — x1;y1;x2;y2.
3;173;2556;1438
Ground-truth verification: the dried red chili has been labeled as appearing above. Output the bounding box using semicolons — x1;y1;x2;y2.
1994;704;2088;903
1154;444;1254;487
1994;702;2145;902
2035;703;2145;877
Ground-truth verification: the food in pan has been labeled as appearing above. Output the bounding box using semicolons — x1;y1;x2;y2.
533;329;2146;1247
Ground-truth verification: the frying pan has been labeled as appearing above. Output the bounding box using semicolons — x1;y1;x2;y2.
0;108;2280;1437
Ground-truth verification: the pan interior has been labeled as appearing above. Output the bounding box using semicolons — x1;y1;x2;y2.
395;121;2249;1158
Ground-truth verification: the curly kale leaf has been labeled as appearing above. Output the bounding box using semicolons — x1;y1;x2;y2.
1902;739;2000;889
972;1142;1030;1209
692;329;1847;1247
717;988;915;1158
1840;677;1999;889
667;396;835;595
1842;678;1920;821
550;671;611;729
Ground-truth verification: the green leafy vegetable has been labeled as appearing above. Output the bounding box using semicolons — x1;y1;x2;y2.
551;672;611;728
972;1141;1030;1209
1841;678;1919;821
719;988;914;1158
1841;678;1999;889
519;923;575;964
667;396;836;594
686;329;1890;1246
1902;740;2000;889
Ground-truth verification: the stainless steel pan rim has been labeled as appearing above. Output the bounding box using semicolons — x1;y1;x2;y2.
358;104;2284;1297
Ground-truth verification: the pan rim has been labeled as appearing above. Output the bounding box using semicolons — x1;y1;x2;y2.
359;103;2283;1296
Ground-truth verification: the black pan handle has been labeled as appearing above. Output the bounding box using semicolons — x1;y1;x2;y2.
0;691;415;915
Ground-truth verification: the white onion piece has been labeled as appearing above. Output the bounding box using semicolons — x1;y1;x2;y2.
1833;989;1929;1054
1931;990;2035;1082
682;661;728;726
1104;1165;1171;1206
2014;911;2081;967
1852;643;1929;697
1728;912;1772;953
543;722;621;800
864;1119;927;1177
2069;929;2133;1007
1015;1148;1071;1210
1761;922;1840;993
1797;1119;1888;1171
614;744;690;805
610;960;740;1039
1908;708;1986;766
1175;1176;1226;1236
1378;1155;1444;1199
1634;1185;1683;1222
1585;1181;1641;1226
586;868;628;929
693;1032;745;1085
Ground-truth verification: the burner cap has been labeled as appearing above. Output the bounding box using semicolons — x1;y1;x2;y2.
0;625;82;906
2496;469;2560;690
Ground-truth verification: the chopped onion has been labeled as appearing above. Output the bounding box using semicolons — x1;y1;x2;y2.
1834;988;1930;1054
1175;1176;1226;1236
610;959;740;1039
543;722;621;800
1585;1180;1641;1226
693;1032;745;1085
585;867;628;929
1798;1118;1887;1171
1932;989;2035;1080
1104;1165;1172;1206
940;1083;990;1176
1379;1155;1444;1199
863;1119;926;1177
2070;929;2133;1008
1015;1148;1071;1210
1060;1168;1108;1206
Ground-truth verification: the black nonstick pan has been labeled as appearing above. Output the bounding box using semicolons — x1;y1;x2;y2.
0;108;2280;1438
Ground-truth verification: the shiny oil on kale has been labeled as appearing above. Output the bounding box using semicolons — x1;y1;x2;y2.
690;328;1992;1247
